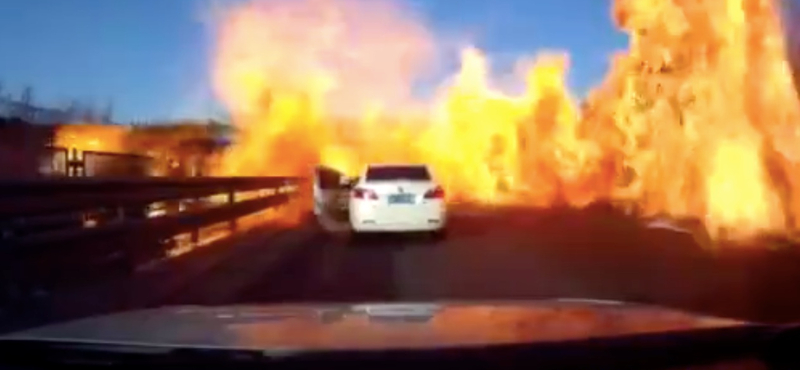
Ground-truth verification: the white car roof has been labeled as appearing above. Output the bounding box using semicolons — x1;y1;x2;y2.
365;163;429;169
360;163;436;182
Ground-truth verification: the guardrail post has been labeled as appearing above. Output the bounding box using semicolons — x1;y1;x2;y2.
228;188;237;232
0;261;23;308
189;198;200;245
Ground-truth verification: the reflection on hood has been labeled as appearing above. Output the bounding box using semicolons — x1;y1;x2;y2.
2;300;747;350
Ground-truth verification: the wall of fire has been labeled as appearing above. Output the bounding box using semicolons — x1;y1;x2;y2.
0;120;229;178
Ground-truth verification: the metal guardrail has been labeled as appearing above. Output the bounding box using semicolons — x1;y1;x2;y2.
0;176;304;302
0;176;298;217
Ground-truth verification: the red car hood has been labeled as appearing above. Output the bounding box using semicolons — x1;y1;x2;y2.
1;300;748;350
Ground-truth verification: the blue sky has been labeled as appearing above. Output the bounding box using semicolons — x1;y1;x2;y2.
0;0;627;122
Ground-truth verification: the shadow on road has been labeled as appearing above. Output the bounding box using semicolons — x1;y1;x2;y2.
168;203;800;324
347;232;442;248
446;202;800;323
213;203;800;324
13;202;800;334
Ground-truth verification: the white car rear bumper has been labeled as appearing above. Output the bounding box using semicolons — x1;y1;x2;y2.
349;199;446;233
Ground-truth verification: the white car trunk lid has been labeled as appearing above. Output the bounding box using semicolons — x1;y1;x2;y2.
360;180;435;199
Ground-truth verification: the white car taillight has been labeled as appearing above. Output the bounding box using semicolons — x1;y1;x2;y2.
424;185;445;199
352;187;378;200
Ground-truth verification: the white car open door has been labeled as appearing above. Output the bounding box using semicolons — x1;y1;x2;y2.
313;165;349;218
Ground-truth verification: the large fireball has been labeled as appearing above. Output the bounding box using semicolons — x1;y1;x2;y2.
209;0;800;242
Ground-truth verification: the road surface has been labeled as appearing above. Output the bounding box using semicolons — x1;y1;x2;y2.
165;204;800;324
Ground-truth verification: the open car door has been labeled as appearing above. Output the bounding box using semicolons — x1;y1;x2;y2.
313;165;351;219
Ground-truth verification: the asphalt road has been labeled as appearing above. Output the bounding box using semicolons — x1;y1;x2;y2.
171;204;800;324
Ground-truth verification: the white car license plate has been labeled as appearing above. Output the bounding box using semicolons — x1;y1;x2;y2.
388;194;414;204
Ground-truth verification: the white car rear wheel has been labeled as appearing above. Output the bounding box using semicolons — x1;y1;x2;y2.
431;228;447;241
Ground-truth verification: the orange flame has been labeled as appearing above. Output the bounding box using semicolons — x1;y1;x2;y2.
53;124;129;153
210;0;800;242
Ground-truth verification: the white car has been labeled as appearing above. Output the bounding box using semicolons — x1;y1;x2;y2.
348;163;447;237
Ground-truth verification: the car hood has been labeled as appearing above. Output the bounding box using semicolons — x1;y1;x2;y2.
1;300;748;350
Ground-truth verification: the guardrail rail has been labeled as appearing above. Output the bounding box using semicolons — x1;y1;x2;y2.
0;176;303;304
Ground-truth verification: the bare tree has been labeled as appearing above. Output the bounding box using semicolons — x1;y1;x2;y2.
20;86;33;120
64;99;81;123
101;99;114;124
20;86;32;106
0;81;5;117
81;104;96;123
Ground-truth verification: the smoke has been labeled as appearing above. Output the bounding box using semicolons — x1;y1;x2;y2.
208;0;443;118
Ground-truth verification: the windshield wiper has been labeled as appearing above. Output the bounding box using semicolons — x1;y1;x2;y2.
352;303;440;322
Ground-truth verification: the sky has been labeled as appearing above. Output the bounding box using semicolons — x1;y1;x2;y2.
0;0;628;122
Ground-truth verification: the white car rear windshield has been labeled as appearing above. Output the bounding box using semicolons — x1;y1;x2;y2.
365;166;431;182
